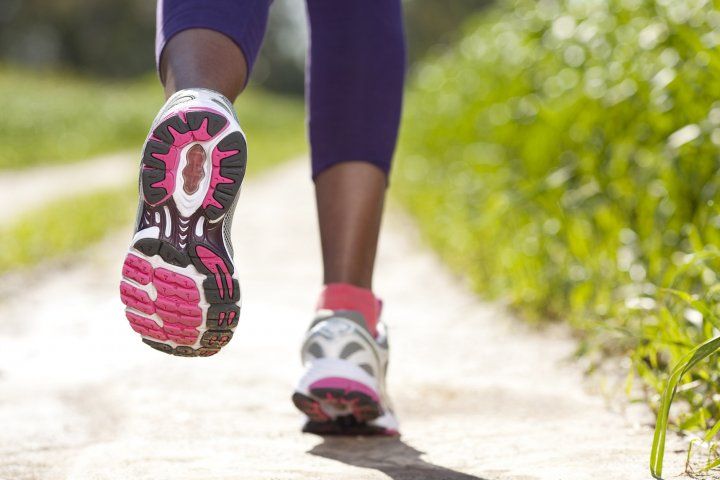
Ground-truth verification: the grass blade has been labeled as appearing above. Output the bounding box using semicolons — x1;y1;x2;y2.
650;335;720;478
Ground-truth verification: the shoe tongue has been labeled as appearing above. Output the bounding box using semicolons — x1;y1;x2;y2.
316;283;380;337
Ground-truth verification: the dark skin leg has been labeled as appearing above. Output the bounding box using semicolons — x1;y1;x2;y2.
160;29;386;291
315;163;387;290
160;29;248;101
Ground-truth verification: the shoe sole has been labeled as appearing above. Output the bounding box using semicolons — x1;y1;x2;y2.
120;108;246;357
292;377;398;436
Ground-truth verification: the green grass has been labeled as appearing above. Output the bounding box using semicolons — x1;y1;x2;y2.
234;88;307;171
0;185;137;273
0;68;162;169
0;67;306;274
395;0;720;474
0;66;306;170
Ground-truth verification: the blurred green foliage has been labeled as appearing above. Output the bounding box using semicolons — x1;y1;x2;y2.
0;185;137;274
396;0;720;446
0;66;305;170
0;0;155;76
0;67;162;168
0;0;305;91
0;0;490;94
404;0;492;64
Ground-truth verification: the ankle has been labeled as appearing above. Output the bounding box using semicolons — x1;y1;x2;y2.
160;29;248;102
316;283;381;337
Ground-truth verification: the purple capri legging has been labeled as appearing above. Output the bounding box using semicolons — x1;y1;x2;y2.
156;0;406;179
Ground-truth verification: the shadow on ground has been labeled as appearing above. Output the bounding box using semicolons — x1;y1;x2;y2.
308;436;487;480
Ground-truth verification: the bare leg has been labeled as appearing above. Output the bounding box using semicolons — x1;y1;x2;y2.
315;162;387;290
159;28;248;101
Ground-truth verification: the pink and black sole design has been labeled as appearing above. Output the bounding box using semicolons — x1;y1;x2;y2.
120;108;245;357
292;378;398;436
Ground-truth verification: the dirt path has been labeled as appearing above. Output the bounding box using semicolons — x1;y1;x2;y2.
0;159;686;480
0;152;136;223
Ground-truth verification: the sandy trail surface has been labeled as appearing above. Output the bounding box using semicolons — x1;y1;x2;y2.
0;159;686;479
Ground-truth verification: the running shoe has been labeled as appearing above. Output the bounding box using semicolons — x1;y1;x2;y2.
120;88;246;357
293;309;400;435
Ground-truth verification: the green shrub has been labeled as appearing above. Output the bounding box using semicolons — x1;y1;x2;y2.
396;0;720;461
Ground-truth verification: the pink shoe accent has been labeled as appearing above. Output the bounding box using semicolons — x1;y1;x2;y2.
162;322;199;337
166;333;197;345
216;310;237;327
122;255;153;285
153;278;200;303
120;282;155;315
196;245;233;299
309;377;380;403
187;116;214;142
202;146;240;210
293;394;331;422
121;255;203;344
317;283;381;337
154;268;196;289
201;331;232;347
155;295;202;325
146;145;180;203
126;312;167;341
164;123;194;146
152;268;200;303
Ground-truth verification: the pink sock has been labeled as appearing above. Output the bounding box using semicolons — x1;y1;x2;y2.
316;283;381;337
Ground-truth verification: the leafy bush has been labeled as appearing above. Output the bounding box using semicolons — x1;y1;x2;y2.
396;0;720;466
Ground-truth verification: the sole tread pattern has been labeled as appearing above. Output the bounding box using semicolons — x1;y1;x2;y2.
120;254;203;346
292;377;396;436
292;390;396;436
121;105;246;357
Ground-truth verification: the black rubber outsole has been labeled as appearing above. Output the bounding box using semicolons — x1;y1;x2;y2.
302;418;393;436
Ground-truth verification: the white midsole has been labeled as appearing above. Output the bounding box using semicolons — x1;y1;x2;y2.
294;357;400;430
295;358;380;396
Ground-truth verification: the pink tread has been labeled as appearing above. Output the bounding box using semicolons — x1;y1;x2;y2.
126;312;167;341
153;278;200;303
202;145;240;210
202;331;231;346
120;282;155;315
216;310;237;327
121;253;204;345
195;245;234;299
309;377;380;403
146;145;179;201
162;322;199;336
202;150;237;209
122;255;153;285
154;268;197;289
297;396;331;422
167;335;196;345
155;308;202;327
